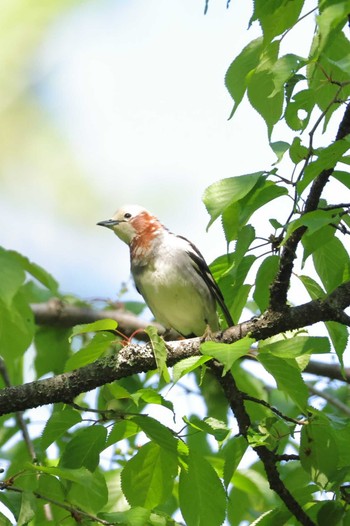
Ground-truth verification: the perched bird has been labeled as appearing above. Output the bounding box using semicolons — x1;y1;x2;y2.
97;205;233;337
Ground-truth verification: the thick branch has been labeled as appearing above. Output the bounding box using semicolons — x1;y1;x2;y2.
31;300;349;382
1;282;349;417
269;103;350;311
210;362;316;526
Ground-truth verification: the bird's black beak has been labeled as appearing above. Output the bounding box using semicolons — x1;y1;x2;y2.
97;219;120;229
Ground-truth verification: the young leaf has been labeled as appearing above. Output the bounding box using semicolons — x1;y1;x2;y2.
172;355;212;383
69;319;118;341
203;173;263;228
201;337;254;375
65;331;116;371
145;326;170;383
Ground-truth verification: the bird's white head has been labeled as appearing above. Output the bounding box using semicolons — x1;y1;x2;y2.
97;204;162;246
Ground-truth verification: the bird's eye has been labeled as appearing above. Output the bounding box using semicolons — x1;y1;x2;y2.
124;212;132;219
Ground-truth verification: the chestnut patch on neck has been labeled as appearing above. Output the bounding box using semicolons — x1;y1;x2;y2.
130;212;163;259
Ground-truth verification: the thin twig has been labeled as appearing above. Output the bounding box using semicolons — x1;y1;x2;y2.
308;384;350;416
242;393;308;425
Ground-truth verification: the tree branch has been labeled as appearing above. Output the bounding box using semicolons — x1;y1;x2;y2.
269;103;350;311
0;280;348;417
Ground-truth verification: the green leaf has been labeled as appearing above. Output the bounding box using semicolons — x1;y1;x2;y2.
65;331;115;371
145;326;170;383
38;474;65;503
203;173;263;228
289;137;309;164
121;441;178;509
247;41;283;137
9;250;59;294
222;435;248;488
59;425;107;471
221;179;287;243
250;0;304;43
313;237;350;292
270;54;306;97
99;508;152;526
302;225;336;263
201;337;254;375
183;415;230;442
29;465;108;510
67;469;108;514
69;318;118;341
298;139;350;194
0;247;26;306
172;355;212;383
105;420;140;447
300;410;339;488
317;501;345;526
131;388;174;413
299;274;326;300
325;321;348;369
18;492;36;526
179;449;226;526
257;353;308;411
0;290;34;359
253;255;279;312
34;326;71;376
225;37;264;118
40;408;82;450
132;415;179;454
249;507;292;526
270;140;290;164
260;336;330;359
285;89;314;131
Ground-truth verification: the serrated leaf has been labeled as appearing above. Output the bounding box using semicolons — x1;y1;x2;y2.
106;420;140;448
313;237;350;292
225;37;263;118
253;255;279;312
260;336;330;359
183;415;230;442
250;0;304;43
179;449;226;526
41;408;82;450
145;326;170;383
68;469;108;514
201;337;254;375
65;331;115;371
300;410;339;488
257;353;308;411
173;355;212;383
59;425;107;471
298;139;350;194
203;173;263;228
69;319;118;341
247;41;283;137
0;290;34;359
29;465;108;508
0;247;26;306
131;388;174;413
132;415;179;454
223;435;248;488
121;441;178;509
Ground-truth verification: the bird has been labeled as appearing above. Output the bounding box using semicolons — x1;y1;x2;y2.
97;204;233;338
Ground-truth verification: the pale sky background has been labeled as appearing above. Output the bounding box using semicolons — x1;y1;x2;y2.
1;0;325;305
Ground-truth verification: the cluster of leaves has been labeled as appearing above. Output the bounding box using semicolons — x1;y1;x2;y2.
0;1;350;525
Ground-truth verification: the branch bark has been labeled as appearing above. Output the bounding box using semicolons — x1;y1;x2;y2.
269;103;350;311
1;281;349;417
